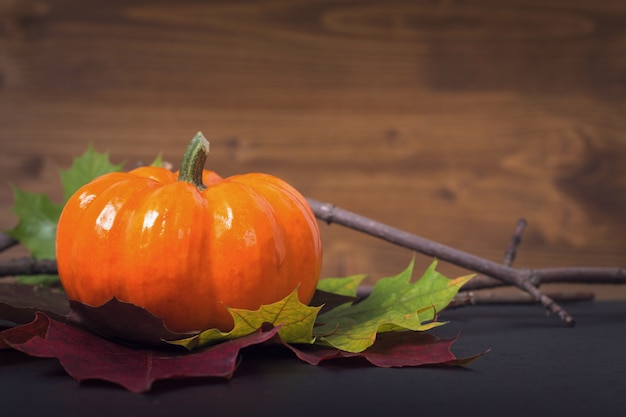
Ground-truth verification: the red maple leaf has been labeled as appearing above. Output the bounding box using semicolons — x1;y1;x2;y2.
284;331;484;366
1;313;280;393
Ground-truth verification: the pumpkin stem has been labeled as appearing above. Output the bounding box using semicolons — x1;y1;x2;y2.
178;132;210;190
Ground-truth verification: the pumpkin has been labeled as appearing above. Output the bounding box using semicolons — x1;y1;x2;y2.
56;133;322;333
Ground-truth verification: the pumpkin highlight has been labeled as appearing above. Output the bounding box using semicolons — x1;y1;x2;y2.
56;133;322;333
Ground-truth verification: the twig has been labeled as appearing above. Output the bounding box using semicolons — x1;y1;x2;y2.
307;198;585;325
0;257;57;276
503;218;527;267
460;217;624;290
449;290;595;308
462;267;626;290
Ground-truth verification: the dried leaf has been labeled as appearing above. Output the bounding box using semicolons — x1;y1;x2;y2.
67;298;196;347
0;310;49;350
284;330;486;367
0;283;69;325
1;313;280;393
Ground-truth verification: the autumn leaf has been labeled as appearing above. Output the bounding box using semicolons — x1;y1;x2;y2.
0;283;70;325
171;288;321;350
283;331;486;367
0;313;280;393
58;144;124;201
67;298;197;347
3;187;62;285
5;145;123;285
149;152;164;168
316;273;367;297
313;259;475;353
0;310;49;350
4;187;62;261
309;289;358;314
0;284;195;347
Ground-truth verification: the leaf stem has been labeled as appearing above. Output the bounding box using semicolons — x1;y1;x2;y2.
177;132;210;190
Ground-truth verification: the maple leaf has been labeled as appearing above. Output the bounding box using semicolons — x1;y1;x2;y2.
4;145;123;285
313;259;474;353
310;273;367;313
0;313;280;393
316;273;367;297
149;152;164;168
3;188;62;285
171;288;321;350
58;144;124;201
283;330;486;367
0;283;70;326
67;298;197;347
0;311;50;350
4;187;62;261
5;186;63;285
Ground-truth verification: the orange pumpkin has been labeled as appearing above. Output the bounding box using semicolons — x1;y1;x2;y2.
56;133;322;333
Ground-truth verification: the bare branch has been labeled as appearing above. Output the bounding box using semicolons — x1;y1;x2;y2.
503;218;527;266
531;267;626;284
450;290;595;308
307;198;593;326
462;267;626;290
0;257;57;277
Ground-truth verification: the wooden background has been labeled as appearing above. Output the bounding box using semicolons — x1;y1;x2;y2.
1;0;625;298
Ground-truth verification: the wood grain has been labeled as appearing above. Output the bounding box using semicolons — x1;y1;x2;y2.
1;0;625;298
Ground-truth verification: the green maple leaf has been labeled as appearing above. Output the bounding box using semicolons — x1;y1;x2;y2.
5;187;62;260
59;144;124;201
316;273;367;297
149;152;164;168
4;188;63;285
312;259;474;353
5;145;123;285
170;288;322;350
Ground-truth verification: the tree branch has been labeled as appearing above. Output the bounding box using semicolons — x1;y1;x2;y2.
503;218;527;267
0;257;57;276
462;267;626;290
449;290;595;308
306;198;624;326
